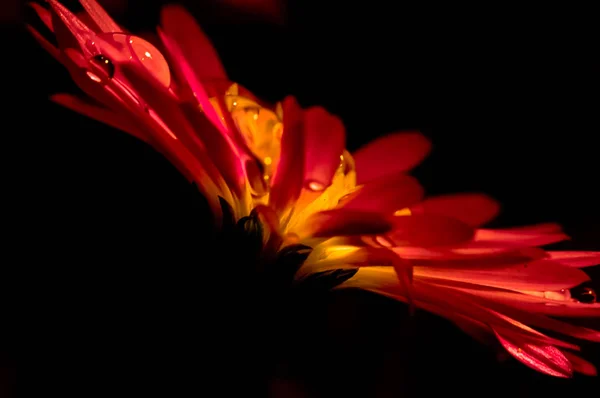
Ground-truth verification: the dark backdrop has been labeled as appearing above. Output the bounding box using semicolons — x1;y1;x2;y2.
4;0;599;396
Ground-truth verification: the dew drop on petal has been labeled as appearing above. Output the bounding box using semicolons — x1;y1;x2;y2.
571;286;597;304
127;35;171;88
306;180;326;192
543;289;572;301
88;54;115;83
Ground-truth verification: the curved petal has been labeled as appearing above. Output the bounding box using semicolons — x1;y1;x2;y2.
563;352;597;376
353;132;431;184
302;107;346;192
79;0;121;33
299;209;393;239
160;4;228;81
410;193;500;227
340;173;423;214
493;329;572;378
388;215;474;247
547;252;600;268
269;96;304;212
415;259;590;292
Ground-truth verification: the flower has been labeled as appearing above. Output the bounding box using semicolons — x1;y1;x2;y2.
29;0;599;378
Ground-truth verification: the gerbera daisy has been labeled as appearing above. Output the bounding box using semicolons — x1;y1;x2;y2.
28;0;599;379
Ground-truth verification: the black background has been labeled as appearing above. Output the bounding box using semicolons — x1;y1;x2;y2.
3;0;599;396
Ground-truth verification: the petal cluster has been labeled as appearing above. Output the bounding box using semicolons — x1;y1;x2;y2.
29;0;599;377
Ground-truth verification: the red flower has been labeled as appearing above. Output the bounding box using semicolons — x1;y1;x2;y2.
29;0;599;378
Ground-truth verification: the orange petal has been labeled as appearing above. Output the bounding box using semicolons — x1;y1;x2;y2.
410;193;500;227
301;209;393;239
160;5;228;81
270;96;304;212
493;329;572;378
352;132;431;184
388;215;474;247
302;107;346;192
341;173;423;213
79;0;121;33
547;251;600;268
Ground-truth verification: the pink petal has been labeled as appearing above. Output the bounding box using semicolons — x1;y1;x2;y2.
547;251;600;268
302;107;346;192
353;132;431;184
270;96;305;212
388;215;474;247
51;93;148;143
301;209;393;239
79;0;121;33
563;352;597;376
493;329;572;378
410;193;500;227
415;259;590;292
341;173;424;214
160;5;228;81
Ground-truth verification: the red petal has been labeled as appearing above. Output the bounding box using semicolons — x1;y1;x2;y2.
353;132;431;184
411;193;500;227
302;107;346;191
493;329;572;378
563;352;597;376
157;30;249;198
547;251;600;268
388;215;474;247
471;224;569;247
51;93;148;143
269;96;305;211
158;29;224;132
29;2;54;31
47;0;95;53
26;25;61;61
440;284;600;318
79;0;121;33
300;209;393;239
415;259;590;292
119;62;231;198
160;5;227;81
341;173;424;214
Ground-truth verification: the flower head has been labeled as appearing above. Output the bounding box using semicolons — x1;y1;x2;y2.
29;0;599;378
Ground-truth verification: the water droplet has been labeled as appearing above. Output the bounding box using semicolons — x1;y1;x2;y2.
264;156;272;166
97;33;171;88
306;180;326;192
88;54;115;83
543;289;572;301
571;286;597;304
